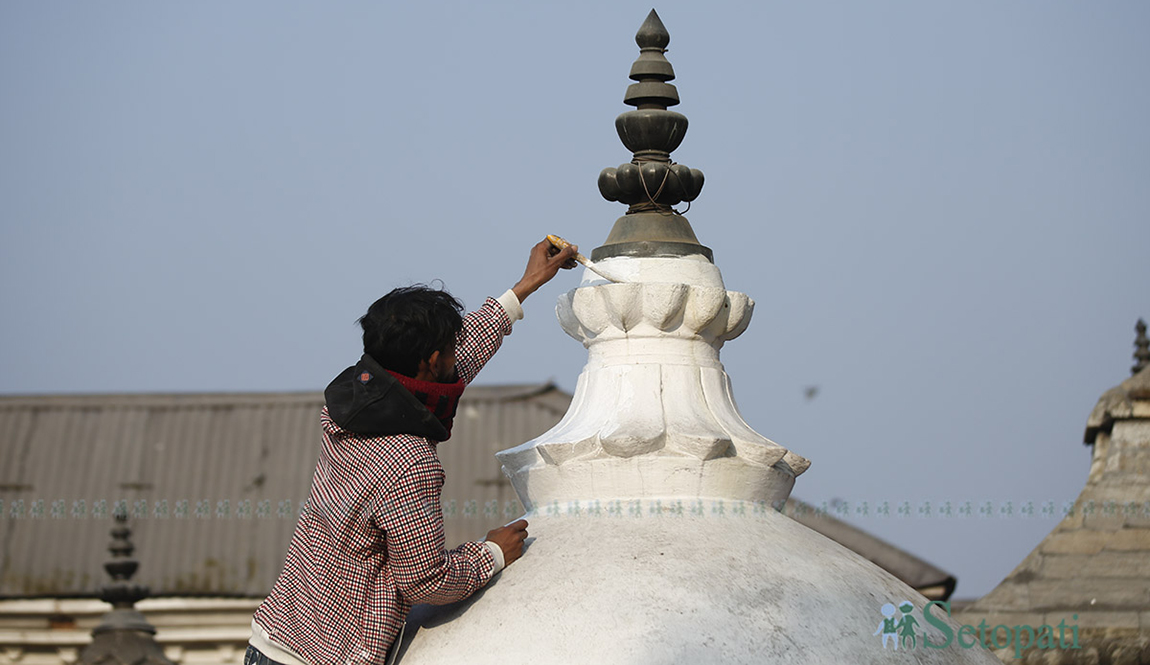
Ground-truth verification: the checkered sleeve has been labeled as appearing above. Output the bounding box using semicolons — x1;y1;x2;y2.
454;297;514;385
380;458;496;605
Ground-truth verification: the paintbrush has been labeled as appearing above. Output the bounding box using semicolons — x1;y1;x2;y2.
547;234;628;284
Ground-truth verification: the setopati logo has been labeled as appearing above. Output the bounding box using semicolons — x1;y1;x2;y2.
875;600;1081;659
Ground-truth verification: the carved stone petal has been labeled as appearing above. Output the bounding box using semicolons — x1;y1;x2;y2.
556;290;584;342
782;451;812;475
537;436;599;466
698;367;791;470
597;364;665;457
682;286;727;335
722;292;754;340
529;364;611;454
640;282;689;331
600;283;644;332
661;364;732;460
566;287;610;336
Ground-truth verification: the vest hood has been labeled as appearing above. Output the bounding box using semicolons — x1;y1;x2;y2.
324;354;450;441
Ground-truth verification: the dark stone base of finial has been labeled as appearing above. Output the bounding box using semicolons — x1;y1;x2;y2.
590;212;713;262
92;608;157;635
82;624;174;665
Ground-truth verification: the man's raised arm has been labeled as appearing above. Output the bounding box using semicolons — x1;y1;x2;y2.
453;239;577;384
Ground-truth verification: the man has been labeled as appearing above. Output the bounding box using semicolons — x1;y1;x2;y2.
248;239;578;665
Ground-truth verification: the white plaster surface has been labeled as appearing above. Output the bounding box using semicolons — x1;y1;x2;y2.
397;510;1000;664
498;259;807;509
400;253;988;664
578;255;724;288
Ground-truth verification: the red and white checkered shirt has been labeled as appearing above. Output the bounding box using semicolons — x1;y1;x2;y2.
253;296;515;665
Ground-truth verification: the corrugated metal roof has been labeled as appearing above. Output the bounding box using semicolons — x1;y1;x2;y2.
0;386;567;599
0;386;955;600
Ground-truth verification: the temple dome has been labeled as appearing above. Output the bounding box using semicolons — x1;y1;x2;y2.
397;508;996;664
397;11;1000;664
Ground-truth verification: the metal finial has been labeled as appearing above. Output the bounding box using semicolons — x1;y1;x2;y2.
80;513;175;665
626;10;678;109
594;10;711;263
635;9;671;51
101;511;147;607
1134;318;1149;375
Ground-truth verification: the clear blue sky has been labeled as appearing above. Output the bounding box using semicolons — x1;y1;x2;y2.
2;1;1147;598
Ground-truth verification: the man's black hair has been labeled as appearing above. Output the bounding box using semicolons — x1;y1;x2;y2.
358;285;465;377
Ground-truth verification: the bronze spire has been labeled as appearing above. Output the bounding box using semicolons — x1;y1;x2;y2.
594;9;712;263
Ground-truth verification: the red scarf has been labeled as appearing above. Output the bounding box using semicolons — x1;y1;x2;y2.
385;370;465;439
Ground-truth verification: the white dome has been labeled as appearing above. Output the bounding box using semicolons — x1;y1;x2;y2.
397;509;999;664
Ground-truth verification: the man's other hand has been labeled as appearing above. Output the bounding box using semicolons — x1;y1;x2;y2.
486;519;529;566
511;239;578;302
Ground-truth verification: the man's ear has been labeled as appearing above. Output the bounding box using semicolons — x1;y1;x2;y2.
415;350;441;382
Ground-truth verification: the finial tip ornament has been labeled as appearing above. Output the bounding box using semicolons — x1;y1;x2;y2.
636;9;670;50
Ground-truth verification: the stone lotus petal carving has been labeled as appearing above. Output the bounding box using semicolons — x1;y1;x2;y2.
597;364;665;458
500;281;804;508
559;283;753;344
783;451;813;476
700;369;794;468
600;283;645;333
720;292;753;341
639;283;689;331
660;364;732;460
682;286;726;336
